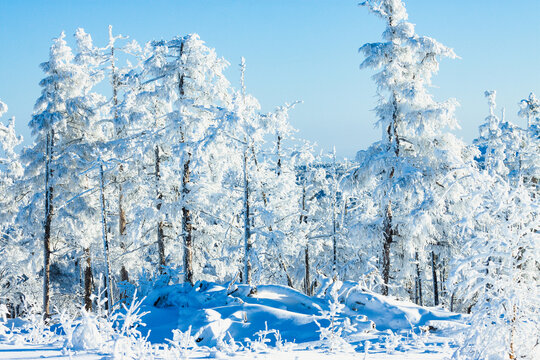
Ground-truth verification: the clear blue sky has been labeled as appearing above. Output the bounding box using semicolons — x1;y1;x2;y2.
1;0;539;158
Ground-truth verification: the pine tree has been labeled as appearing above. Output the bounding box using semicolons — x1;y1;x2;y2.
130;34;231;284
518;92;540;193
357;0;475;303
20;31;106;317
0;101;26;314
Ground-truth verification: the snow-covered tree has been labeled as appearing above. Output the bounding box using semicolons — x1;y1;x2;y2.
355;0;475;303
0;101;27;315
474;91;526;186
126;34;232;285
518;92;540;193
452;175;540;359
19;31;106;317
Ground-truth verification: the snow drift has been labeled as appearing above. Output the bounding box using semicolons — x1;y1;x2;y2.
140;280;464;347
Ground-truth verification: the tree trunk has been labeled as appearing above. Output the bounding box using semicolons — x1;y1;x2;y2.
300;185;311;295
242;150;252;285
99;164;113;312
431;251;439;306
43;129;54;320
119;265;130;301
332;204;337;277
382;200;392;296
84;248;93;311
109;29;130;288
331;152;338;278
118;182;128;281
276;134;282;176
415;252;423;306
118;189;125;228
304;245;311;296
509;304;517;359
382;94;399;297
279;256;294;288
182;152;194;285
155;145;166;272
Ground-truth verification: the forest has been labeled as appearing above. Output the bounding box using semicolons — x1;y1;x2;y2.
0;0;538;359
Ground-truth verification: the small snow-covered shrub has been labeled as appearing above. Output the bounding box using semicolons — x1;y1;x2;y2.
246;322;293;353
166;326;198;358
383;329;401;354
71;310;103;350
20;304;56;344
216;331;241;354
57;308;76;348
315;280;356;352
0;304;10;340
56;289;154;358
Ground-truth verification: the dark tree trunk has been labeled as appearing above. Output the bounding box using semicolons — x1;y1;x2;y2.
382;200;393;296
155;146;166;272
431;251;439;306
242;150;252;285
332;207;337;276
415;252;423;306
276;134;282;176
301;186;311;295
182;153;194;285
279;256;294;288
381;94;399;297
118;179;127;241
304;245;311;296
99;164;113;312
84;248;93;311
120;267;129;283
116;159;129;284
118;265;130;301
43;129;54;320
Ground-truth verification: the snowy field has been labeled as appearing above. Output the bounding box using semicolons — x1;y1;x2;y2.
0;281;465;359
0;345;453;359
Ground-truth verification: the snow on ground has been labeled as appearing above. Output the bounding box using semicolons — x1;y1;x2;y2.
0;343;453;359
0;280;465;359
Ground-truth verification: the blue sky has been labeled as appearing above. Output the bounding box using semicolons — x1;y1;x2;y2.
1;0;539;158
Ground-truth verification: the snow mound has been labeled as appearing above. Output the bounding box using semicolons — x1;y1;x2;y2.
141;280;463;347
71;315;103;350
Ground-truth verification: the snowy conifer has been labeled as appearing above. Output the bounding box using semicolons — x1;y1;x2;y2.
356;0;476;304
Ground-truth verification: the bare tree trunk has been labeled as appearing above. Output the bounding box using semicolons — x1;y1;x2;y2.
118;186;126;236
382;200;392;296
276;134;282;176
43;130;54;320
182;152;194;285
242;149;252;285
415;252;423;306
431;251;439;306
118;265;130;301
300;185;311;295
155;145;166;271
118;183;128;281
84;248;93;311
332;195;338;277
382;94;399;297
331;153;338;278
109;27;130;287
509;304;517;359
99;164;113;312
279;256;294;288
304;245;311;296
